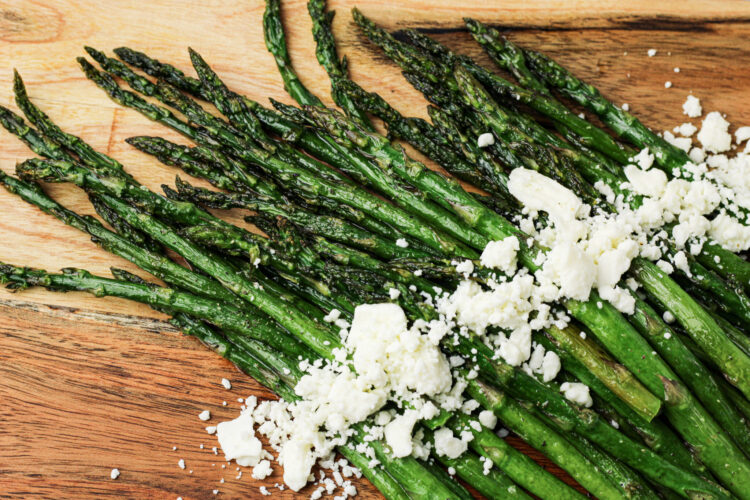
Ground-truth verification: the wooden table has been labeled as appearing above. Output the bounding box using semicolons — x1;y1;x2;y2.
2;0;749;497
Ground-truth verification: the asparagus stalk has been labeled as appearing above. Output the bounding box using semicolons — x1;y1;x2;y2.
533;334;705;473
88;194;163;255
463;19;549;95
630;259;750;398
420;433;533;500
263;0;323;107
307;0;374;129
12;71;132;179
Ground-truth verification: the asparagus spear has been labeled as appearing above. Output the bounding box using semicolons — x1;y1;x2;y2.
307;0;374;129
12;71;132;179
263;0;323;107
463;19;549;95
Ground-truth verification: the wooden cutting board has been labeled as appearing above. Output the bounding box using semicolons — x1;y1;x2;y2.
2;0;750;498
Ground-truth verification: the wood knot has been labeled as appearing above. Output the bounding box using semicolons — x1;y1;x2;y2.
0;4;63;43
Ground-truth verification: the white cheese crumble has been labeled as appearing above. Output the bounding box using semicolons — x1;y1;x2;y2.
559;382;593;407
252;459;273;480
735;126;750;144
216;413;263;467
178;459;186;470
478;410;497;430
454;259;474;276
198;410;211;421
395;238;409;248
214;303;455;492
433;427;468;459
477;132;495;148
110;468;120;480
697;111;732;153
323;309;341;323
682;95;702;118
221;378;232;390
674;123;697;137
647;48;657;57
664;81;672;89
480;236;519;273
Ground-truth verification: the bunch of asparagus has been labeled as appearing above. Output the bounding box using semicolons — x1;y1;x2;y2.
1;0;749;498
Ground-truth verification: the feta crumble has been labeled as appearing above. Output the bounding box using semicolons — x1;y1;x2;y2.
477;132;495;148
682;95;702;118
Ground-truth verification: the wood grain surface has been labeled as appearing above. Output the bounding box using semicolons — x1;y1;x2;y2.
2;0;750;498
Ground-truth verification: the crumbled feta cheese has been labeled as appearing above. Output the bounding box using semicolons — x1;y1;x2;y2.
221;378;232;390
323;309;341;323
110;468;120;480
178;459;186;470
682;95;702;117
477;132;495;148
735;126;750;144
664;81;672;89
198;410;211;421
674;122;697;137
384;411;420;458
252;459;273;480
540;243;596;301
455;260;474;276
621;103;629;111
559;382;593;407
395;238;409;248
541;351;561;382
433;427;468;459
632;148;655;169
206;426;217;435
388;287;401;300
647;48;657;57
216;413;263;467
480;236;519;273
625;164;668;197
674;67;680;73
697;112;732;153
478;410;497;429
709;213;750;252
